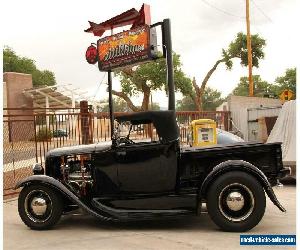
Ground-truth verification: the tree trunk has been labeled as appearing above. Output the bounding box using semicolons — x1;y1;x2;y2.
141;81;151;111
112;81;151;112
192;59;225;111
111;90;139;112
191;77;202;111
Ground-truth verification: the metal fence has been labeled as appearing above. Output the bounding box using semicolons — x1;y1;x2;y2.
3;117;37;198
3;108;230;198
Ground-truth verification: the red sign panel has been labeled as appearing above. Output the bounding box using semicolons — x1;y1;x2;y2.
97;25;153;71
85;45;98;64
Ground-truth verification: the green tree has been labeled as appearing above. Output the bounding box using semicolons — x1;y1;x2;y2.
150;102;160;111
97;97;129;112
232;69;296;99
232;75;276;97
114;52;192;111
202;87;225;110
97;97;161;112
274;68;296;98
3;46;56;86
177;87;224;111
176;96;196;111
192;32;266;110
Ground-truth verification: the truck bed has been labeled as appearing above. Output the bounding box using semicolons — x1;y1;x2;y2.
180;142;283;185
181;141;281;156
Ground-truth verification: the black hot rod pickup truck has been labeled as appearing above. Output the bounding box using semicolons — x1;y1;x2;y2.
15;110;289;232
15;14;289;232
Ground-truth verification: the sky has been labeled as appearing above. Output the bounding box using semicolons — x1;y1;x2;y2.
2;0;298;107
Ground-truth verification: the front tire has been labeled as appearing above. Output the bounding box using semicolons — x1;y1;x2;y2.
18;184;63;230
207;171;266;232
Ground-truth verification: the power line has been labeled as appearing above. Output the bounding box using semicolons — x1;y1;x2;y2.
92;72;107;101
251;22;264;35
200;0;245;19
251;0;273;23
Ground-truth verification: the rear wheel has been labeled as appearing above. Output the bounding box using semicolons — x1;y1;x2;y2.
206;171;266;232
18;184;63;230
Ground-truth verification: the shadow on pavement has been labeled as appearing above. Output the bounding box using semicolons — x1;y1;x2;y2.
56;213;220;232
281;177;296;185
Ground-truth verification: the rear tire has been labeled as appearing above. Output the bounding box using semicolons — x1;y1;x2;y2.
206;171;266;232
18;184;63;230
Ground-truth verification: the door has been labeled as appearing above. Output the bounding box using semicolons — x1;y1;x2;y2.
93;150;119;195
116;141;177;194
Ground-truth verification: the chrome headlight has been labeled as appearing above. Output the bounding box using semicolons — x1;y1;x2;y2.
33;163;44;175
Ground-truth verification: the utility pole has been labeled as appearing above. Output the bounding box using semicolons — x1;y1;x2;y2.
246;0;254;97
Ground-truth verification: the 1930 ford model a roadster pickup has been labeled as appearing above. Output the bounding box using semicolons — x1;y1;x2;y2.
15;110;289;231
15;12;289;231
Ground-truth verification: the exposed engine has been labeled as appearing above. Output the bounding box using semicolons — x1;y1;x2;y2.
59;155;93;197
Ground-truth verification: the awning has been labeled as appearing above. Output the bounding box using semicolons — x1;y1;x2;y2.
23;85;81;110
85;4;151;37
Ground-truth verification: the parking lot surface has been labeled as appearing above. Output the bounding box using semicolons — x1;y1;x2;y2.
4;184;296;250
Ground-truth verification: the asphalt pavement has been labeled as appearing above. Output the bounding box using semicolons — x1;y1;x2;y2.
3;184;296;250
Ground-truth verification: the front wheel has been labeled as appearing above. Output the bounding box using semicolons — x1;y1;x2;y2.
206;171;266;232
18;184;63;230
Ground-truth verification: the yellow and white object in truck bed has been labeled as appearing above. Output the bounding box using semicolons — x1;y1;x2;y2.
191;119;217;147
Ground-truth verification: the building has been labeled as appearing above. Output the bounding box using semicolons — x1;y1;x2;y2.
217;95;282;141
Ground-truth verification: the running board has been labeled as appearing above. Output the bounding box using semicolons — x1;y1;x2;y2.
92;198;194;221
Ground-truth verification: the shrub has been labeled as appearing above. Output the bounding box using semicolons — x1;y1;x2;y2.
36;128;53;141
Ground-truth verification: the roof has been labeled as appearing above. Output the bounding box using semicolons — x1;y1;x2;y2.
85;4;151;37
23;86;80;109
116;110;179;142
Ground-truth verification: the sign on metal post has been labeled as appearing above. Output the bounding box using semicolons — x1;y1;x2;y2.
97;25;156;71
279;89;294;101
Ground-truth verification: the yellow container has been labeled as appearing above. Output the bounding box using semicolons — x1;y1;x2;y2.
191;119;217;147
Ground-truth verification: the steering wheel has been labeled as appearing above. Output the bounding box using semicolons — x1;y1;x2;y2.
117;136;135;145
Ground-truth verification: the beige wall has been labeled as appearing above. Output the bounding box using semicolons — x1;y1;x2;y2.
3;72;34;142
228;95;282;110
3;72;33;111
3;81;8;142
3;81;7;114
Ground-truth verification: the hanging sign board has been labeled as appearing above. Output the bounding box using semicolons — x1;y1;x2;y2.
97;25;156;71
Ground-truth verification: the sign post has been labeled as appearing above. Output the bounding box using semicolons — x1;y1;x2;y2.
85;4;175;143
107;70;115;145
162;19;175;111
